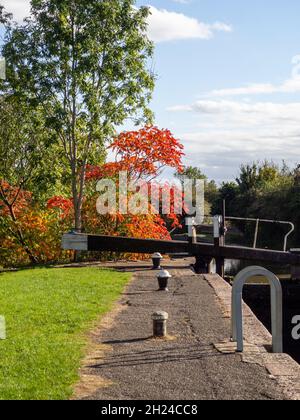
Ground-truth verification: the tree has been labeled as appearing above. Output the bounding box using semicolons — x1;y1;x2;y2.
175;166;218;216
0;96;51;263
211;182;239;216
109;126;184;180
236;161;281;194
0;4;11;25
175;166;207;184
236;163;260;193
85;126;185;234
2;0;155;231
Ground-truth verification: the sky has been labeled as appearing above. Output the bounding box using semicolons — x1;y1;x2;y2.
1;0;300;183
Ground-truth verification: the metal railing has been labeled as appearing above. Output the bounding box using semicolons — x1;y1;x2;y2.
231;266;283;353
226;216;295;252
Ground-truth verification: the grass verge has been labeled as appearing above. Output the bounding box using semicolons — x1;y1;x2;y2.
0;267;131;400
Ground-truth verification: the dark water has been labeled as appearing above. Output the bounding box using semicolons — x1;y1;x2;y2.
243;282;300;364
224;259;290;279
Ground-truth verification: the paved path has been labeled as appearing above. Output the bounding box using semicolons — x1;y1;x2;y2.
74;265;291;400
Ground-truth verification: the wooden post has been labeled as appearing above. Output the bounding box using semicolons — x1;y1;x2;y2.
187;217;206;273
194;255;213;274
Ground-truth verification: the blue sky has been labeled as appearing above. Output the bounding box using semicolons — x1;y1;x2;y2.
2;0;300;182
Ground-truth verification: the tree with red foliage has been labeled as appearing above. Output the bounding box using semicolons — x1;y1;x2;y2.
0;181;39;263
109;126;184;180
86;126;184;182
85;126;185;240
47;196;74;220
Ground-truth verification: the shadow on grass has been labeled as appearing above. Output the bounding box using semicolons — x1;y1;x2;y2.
0;263;118;276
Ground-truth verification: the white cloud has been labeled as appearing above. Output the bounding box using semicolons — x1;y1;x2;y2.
147;6;232;43
209;78;300;97
172;0;191;4
169;99;300;122
1;3;233;45
168;98;300;181
167;55;300;181
208;56;300;97
180;127;300;183
181;128;300;182
1;0;30;22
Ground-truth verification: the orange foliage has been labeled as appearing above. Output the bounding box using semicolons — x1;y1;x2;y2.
109;126;184;179
0;180;32;216
84;127;185;242
47;196;74;219
1;127;185;266
0;182;73;267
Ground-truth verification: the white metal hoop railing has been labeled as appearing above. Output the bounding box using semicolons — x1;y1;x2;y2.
231;266;283;353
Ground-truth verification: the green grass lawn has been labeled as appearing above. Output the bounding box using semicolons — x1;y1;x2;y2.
0;267;131;400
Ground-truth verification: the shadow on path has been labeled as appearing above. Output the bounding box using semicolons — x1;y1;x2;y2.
89;343;226;369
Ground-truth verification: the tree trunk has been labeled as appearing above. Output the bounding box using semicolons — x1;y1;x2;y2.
73;193;83;263
74;199;82;233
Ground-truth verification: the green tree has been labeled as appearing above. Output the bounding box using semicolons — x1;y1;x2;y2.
212;182;239;216
175;166;207;183
213;162;297;249
2;0;155;231
175;166;218;215
236;163;260;193
0;4;11;24
236;161;282;194
0;96;51;263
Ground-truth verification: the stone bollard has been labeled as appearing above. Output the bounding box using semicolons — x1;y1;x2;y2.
152;311;169;338
152;253;163;270
290;249;300;281
157;270;172;291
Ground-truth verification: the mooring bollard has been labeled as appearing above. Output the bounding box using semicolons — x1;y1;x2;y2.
152;311;169;338
157;270;172;291
152;253;163;270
